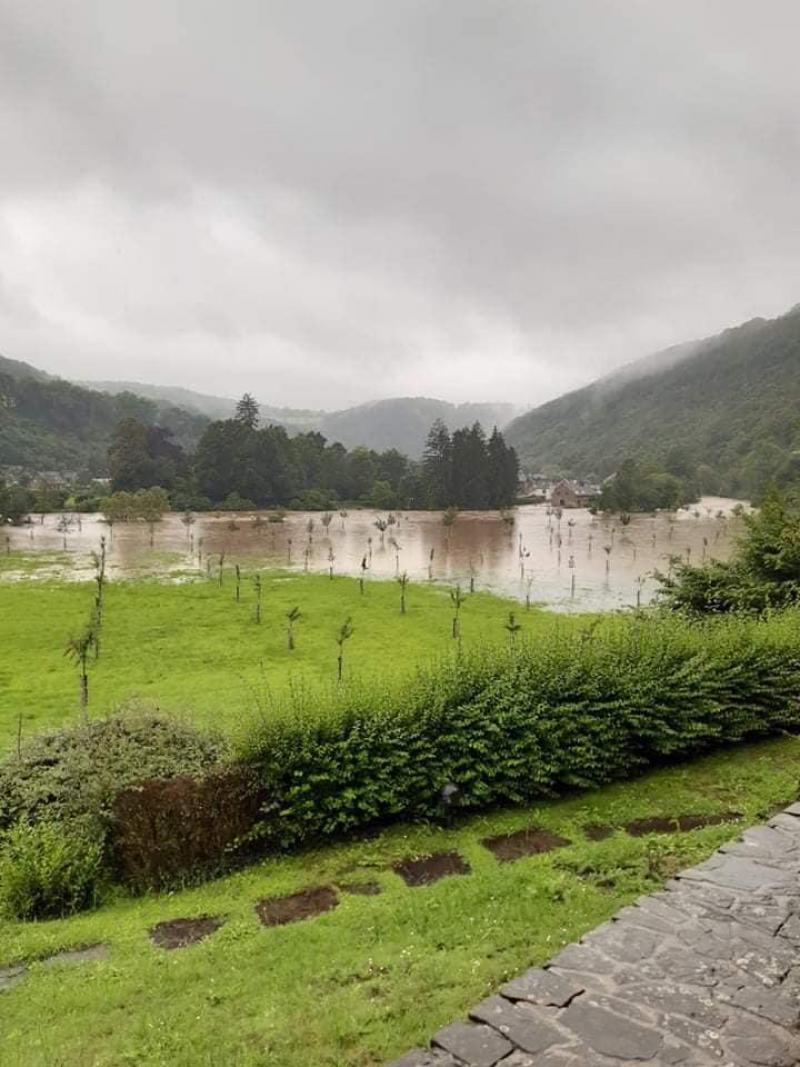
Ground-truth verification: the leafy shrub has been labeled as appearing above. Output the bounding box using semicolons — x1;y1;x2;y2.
0;819;106;920
0;712;227;832
239;612;800;849
111;769;261;891
658;490;800;614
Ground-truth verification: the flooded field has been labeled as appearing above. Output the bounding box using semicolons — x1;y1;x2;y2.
3;497;746;611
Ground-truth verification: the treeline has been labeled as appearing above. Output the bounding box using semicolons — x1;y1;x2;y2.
598;456;699;513
106;396;519;511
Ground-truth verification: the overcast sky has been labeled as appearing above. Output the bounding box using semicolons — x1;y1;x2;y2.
1;1;798;411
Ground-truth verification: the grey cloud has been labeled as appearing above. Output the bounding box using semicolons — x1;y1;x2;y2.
0;0;798;408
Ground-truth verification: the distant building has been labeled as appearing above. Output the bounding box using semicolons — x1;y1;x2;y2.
549;479;600;508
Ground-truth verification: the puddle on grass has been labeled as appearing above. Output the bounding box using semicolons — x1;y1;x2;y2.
255;886;339;927
482;827;571;863
624;813;742;836
150;917;225;950
392;852;471;886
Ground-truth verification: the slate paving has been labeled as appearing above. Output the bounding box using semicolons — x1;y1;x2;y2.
389;803;800;1066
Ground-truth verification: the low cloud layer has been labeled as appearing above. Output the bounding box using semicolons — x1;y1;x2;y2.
1;0;798;409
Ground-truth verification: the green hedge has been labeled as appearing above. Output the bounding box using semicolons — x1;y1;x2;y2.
240;612;800;848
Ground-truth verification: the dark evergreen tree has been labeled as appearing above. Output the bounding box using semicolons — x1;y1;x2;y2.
234;393;260;430
422;419;452;507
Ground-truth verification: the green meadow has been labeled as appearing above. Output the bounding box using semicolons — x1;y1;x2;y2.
0;564;589;753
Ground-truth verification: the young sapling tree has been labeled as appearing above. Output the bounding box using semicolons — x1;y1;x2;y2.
335;617;354;683
450;585;465;639
398;571;409;614
504;611;522;647
286;606;301;650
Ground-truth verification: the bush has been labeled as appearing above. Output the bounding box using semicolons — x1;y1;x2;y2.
111;769;261;891
239;612;800;849
0;819;106;920
658;490;800;614
0;712;228;832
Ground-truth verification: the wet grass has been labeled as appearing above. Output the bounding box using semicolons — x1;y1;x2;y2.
1;736;798;1066
0;570;594;753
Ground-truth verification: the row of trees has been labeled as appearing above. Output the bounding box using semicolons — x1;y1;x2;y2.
422;419;519;509
106;396;520;511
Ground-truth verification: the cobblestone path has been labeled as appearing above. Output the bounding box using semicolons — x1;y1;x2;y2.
390;803;800;1066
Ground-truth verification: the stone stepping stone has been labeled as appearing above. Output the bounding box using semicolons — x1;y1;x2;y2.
255;885;338;927
41;943;109;968
482;827;570;863
392;852;470;887
0;964;26;992
340;881;382;896
150;916;224;950
625;812;741;836
583;823;613;841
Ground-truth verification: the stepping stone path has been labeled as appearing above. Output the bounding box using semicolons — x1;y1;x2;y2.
256;885;338;927
150;916;224;950
0;943;109;992
389;802;800;1066
482;828;570;863
393;852;471;887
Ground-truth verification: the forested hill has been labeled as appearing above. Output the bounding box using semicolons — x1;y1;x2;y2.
506;304;800;499
0;371;208;476
88;380;515;457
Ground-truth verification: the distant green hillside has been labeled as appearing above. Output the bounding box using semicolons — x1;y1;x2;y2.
88;380;516;457
506;305;800;499
0;373;208;477
317;397;515;455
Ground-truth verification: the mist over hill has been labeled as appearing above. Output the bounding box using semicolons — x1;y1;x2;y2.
506;303;800;499
87;380;516;457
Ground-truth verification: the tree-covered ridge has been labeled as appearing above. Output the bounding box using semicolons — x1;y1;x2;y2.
106;402;519;511
506;303;800;500
0;372;209;475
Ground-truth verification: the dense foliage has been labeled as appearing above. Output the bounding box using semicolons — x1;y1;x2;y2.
4;610;800;907
0;367;208;476
239;612;800;849
598;457;696;512
422;419;519;508
506;303;800;500
0;713;227;832
659;490;800;613
103;403;518;511
0;819;106;920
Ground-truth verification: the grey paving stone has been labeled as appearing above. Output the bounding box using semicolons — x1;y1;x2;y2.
0;964;26;991
40;943;110;968
432;1021;513;1066
560;997;664;1060
469;996;562;1055
389;804;800;1067
500;968;584;1007
781;802;800;817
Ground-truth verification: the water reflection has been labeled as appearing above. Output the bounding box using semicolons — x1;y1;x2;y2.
4;497;747;612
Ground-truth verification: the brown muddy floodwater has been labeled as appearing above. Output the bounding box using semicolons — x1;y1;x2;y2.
5;497;747;612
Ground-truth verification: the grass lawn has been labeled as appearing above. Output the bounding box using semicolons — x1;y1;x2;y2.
1;736;799;1066
0;569;592;753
